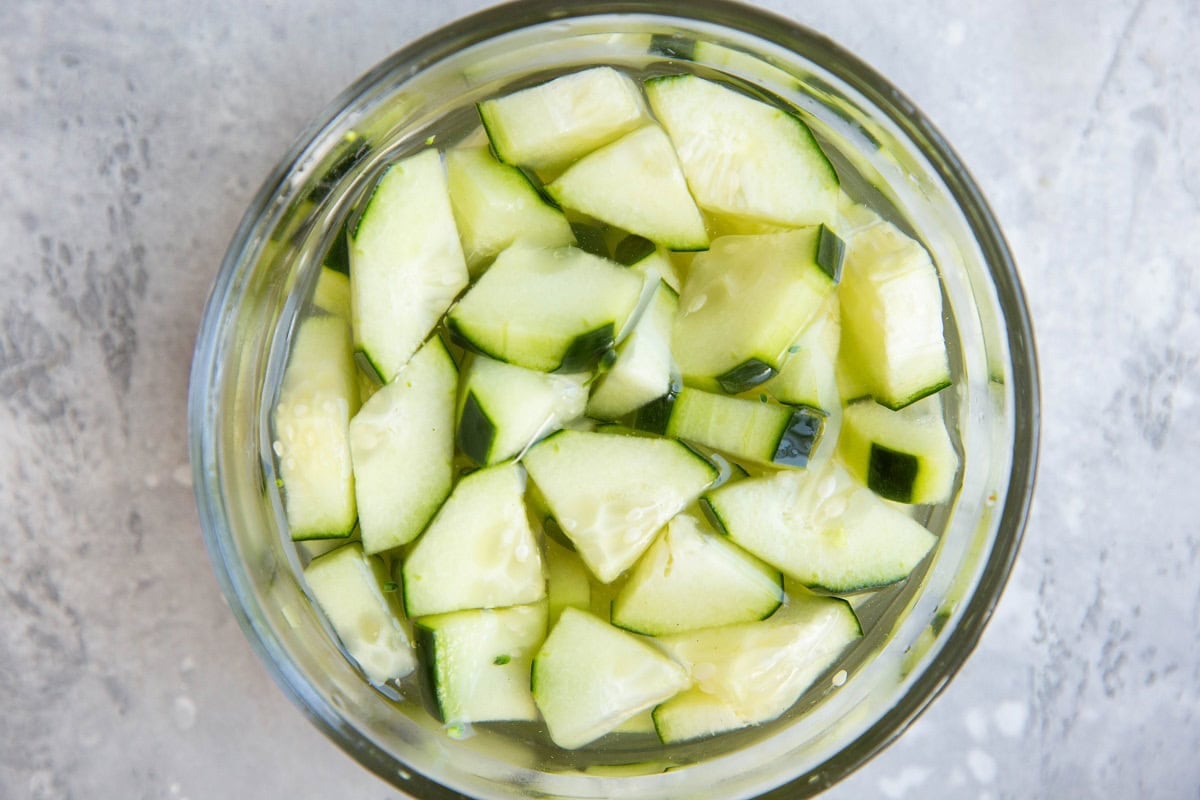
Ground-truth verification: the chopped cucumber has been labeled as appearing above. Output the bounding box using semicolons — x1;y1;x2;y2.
313;265;350;320
838;220;950;409
652;593;861;742
586;280;678;420
349;337;456;554
303;543;416;685
445;146;574;275
838;397;958;504
403;463;546;618
523;430;717;583
626;239;684;292
457;355;588;465
415;602;547;724
350;148;468;382
547;126;709;251
671;228;843;392
531;608;689;749
273;315;359;540
479;67;646;173
545;536;591;626
611;514;782;636
645;74;838;227
759;294;841;408
703;462;937;593
446;243;643;373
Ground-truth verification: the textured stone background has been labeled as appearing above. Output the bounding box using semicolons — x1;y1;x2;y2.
1;1;1198;798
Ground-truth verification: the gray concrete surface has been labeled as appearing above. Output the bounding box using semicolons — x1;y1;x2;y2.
1;1;1197;798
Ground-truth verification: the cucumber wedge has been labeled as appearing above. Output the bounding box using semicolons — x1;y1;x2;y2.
645;75;838;227
532;608;689;749
303;543;416;685
403;463;546;618
547;126;709;251
273;315;359;540
350;149;468;381
523;430;718;583
611;514;782;636
415;602;547;724
545;536;591;626
586;280;678;421
838;397;958;504
446;244;643;373
349;337;456;554
312;265;351;320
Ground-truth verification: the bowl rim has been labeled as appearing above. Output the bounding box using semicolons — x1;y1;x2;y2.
188;1;1040;797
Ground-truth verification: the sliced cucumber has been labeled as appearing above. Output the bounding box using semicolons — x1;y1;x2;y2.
446;243;643;373
303;543;416;685
703;462;937;593
350;148;468;382
759;293;841;407
415;602;547;724
547;126;709;251
312;265;351;320
403;463;546;618
545;536;591;626
445;146;574;275
838;397;958;504
349;337;456;554
531;607;689;749
652;593;861;742
671;228;843;392
838;220;950;409
479;67;646;174
645;74;838;227
626;239;684;293
611;514;782;636
273;315;358;540
457;355;588;466
523;430;718;583
586;280;677;421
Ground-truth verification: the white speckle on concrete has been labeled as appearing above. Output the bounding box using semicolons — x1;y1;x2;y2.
878;765;930;798
171;464;192;487
964;706;988;741
172;695;197;730
993;701;1028;737
967;749;997;784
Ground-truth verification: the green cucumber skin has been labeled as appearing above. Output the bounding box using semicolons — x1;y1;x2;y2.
877;379;952;412
815;225;846;282
633;390;677;435
613;234;656;266
558;324;617;373
771;407;826;469
570;222;611;259
867;442;920;503
456;391;497;466
717;358;778;395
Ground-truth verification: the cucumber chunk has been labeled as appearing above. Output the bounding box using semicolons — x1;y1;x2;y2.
645;74;839;227
531;608;689;749
703;462;937;593
547;126;709;251
349;337;456;554
838;220;950;409
457;355;588;465
312;265;350;320
545;536;591;626
446;243;643;373
838;397;958;504
415;602;547;724
304;543;416;685
652;593;861;742
523;430;718;583
273;315;359;540
586;280;678;420
611;514;783;636
671;228;843;391
403;463;546;618
350;149;468;382
479;67;646;174
445;146;574;275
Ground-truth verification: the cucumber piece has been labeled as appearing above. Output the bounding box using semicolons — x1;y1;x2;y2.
349;337;457;554
445;146;574;276
415;602;547;724
457;355;588;466
313;265;351;320
545;536;591;626
703;462;937;593
586;280;677;421
403;463;546;618
652;593;861;742
645;74;838;227
671;228;843;392
479;67;646;174
523;430;718;583
611;514;782;636
446;243;643;373
611;709;657;735
303;543;416;685
547;126;709;251
838;220;950;409
531;608;689;749
273;316;358;540
350;149;468;382
837;397;958;504
664;387;826;470
762;291;841;404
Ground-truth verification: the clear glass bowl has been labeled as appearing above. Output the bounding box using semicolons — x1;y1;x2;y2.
188;2;1039;797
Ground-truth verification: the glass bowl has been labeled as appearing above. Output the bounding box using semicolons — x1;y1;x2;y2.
188;1;1039;797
